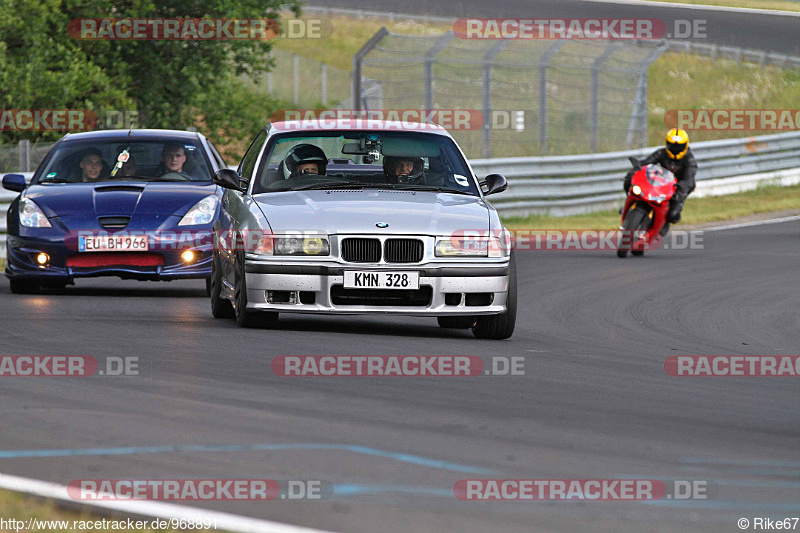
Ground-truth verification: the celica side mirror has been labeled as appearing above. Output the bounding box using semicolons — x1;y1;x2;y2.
214;169;244;192
480;174;508;196
2;174;27;193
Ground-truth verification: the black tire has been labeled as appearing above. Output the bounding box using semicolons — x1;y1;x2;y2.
631;250;645;257
9;279;40;294
472;254;517;340
437;316;477;329
205;277;212;297
233;252;278;328
210;252;234;319
617;207;649;257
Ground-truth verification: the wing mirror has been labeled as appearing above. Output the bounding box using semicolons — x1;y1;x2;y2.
214;169;244;192
480;174;508;196
2;174;27;193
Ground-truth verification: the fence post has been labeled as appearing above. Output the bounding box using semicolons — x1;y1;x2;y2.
590;43;622;153
352;26;390;111
321;63;328;106
19;140;31;172
423;32;455;110
481;41;509;159
293;54;299;105
538;41;565;154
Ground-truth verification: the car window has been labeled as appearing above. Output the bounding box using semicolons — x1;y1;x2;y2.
252;131;479;196
239;129;268;182
35;139;215;183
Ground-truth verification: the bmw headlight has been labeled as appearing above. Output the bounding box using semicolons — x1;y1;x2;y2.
19;198;51;228
435;236;504;258
274;237;329;256
178;195;219;226
249;235;330;256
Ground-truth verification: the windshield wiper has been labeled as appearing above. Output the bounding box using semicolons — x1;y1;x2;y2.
391;185;476;196
290;181;368;191
38;178;74;184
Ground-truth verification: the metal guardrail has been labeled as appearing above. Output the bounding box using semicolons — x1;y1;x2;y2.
471;131;800;216
2;132;800;254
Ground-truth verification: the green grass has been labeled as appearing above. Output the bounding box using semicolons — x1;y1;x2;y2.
647;54;800;146
502;183;800;230
644;0;800;11
0;489;202;533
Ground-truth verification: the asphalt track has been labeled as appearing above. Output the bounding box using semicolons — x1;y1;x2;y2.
1;218;798;532
307;0;800;54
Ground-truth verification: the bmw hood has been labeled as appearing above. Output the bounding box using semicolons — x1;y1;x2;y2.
253;190;490;235
25;182;217;229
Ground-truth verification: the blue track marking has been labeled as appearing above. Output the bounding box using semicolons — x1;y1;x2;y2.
0;443;497;474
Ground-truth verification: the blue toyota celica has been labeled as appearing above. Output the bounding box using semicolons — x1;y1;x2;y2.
3;129;228;294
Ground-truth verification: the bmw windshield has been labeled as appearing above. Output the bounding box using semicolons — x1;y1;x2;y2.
252;131;480;196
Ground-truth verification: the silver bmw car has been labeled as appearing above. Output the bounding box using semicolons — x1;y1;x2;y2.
209;120;516;339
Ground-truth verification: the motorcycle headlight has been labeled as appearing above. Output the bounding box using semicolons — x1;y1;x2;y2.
631;185;642;196
19;198;51;228
178;195;219;226
435;237;504;258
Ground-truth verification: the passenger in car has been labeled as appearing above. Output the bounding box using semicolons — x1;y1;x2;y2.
383;156;424;184
79;149;106;182
284;144;328;177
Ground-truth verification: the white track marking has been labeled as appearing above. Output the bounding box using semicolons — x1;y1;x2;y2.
701;214;800;232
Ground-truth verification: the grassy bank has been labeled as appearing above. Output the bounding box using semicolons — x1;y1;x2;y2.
502;183;800;230
644;0;800;12
265;13;800;154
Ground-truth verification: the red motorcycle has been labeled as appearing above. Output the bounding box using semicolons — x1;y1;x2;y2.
617;157;677;258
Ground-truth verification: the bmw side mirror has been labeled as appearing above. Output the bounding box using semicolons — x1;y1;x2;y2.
2;174;27;193
481;174;507;196
214;169;243;192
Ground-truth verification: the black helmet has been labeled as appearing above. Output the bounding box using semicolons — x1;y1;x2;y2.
284;144;327;177
383;156;424;183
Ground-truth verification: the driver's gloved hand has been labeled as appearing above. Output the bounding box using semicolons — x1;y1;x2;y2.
668;202;683;223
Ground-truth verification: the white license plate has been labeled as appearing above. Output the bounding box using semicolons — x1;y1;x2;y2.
79;235;149;252
344;271;420;290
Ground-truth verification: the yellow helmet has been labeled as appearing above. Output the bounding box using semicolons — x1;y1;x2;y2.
665;128;689;160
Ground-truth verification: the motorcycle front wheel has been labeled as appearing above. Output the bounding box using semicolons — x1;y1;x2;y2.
617;206;650;258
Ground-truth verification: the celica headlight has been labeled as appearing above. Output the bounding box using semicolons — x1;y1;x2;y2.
179;195;219;226
19;198;51;228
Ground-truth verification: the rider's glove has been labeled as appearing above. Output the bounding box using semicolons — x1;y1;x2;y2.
668;202;683;223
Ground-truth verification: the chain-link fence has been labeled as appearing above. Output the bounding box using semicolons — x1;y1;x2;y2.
354;28;668;158
0;140;56;173
263;49;352;108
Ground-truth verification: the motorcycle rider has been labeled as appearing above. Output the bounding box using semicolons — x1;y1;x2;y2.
624;128;697;234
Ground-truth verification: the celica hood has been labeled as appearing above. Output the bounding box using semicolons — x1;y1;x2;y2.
25;182;216;217
253;189;490;236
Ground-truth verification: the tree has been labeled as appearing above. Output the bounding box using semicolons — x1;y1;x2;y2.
0;0;298;151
